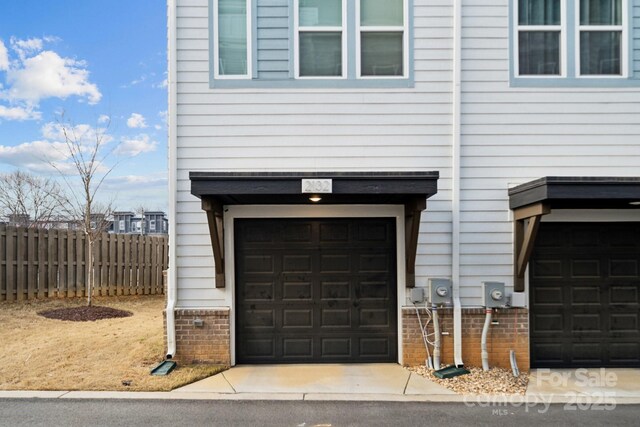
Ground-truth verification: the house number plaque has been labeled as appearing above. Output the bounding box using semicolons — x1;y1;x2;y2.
301;179;332;193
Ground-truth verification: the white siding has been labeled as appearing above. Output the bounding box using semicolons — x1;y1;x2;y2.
459;0;640;305
174;0;454;308
173;0;640;309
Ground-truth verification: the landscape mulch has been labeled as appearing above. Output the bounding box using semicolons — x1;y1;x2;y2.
38;306;133;322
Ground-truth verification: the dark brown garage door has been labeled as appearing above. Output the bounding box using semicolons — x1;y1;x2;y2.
235;218;397;364
530;222;640;368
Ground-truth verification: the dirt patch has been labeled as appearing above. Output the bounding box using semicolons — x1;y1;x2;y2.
409;365;529;395
0;296;225;391
38;306;133;322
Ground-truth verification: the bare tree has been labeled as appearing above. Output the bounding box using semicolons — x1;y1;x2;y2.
0;171;70;228
49;115;118;306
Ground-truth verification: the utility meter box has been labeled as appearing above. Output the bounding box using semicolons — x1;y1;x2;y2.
482;281;506;308
428;278;452;305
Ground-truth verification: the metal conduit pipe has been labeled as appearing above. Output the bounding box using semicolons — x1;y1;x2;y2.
481;308;492;371
432;305;442;370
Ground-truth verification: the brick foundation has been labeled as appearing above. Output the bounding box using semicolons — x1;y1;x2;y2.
164;308;231;365
402;307;530;370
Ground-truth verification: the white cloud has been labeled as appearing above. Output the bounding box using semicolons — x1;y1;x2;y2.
126;113;147;129
0;139;69;171
5;50;101;105
97;114;110;124
105;173;167;189
115;134;157;157
0;39;8;71
41;122;113;147
0;105;41;121
10;36;43;60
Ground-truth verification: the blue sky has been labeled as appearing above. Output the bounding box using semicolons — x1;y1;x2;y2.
0;1;168;212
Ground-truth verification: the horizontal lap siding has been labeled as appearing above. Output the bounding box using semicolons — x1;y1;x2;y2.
635;1;640;78
256;0;289;79
460;0;640;305
174;0;454;308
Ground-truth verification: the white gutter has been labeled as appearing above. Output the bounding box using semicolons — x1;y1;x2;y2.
165;0;178;359
452;0;464;367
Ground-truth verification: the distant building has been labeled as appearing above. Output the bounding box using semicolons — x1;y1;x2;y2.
111;211;168;235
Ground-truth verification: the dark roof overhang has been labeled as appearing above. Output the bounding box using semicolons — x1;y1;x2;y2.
190;171;439;205
508;176;640;292
189;171;439;289
508;176;640;210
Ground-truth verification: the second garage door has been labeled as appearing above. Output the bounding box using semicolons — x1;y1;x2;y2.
235;218;397;364
530;222;640;368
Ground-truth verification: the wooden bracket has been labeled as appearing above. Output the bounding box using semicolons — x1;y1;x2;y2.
513;203;550;292
405;198;427;288
202;197;225;288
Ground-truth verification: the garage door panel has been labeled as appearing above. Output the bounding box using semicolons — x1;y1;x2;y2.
531;259;564;278
609;343;640;362
610;313;638;332
243;255;275;273
283;338;314;358
321;338;352;357
282;281;313;300
283;309;313;328
531;286;564;304
532;313;564;333
321;281;351;300
610;259;638;277
242;281;275;301
610;285;638;303
359;309;391;328
531;222;640;368
571;259;601;278
571;286;601;304
236;218;397;363
320;254;351;273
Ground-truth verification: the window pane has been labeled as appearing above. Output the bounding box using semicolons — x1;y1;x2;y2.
218;0;247;75
580;0;622;25
360;0;404;26
580;31;621;74
518;31;560;75
518;0;561;26
299;32;342;76
361;32;403;76
300;0;342;27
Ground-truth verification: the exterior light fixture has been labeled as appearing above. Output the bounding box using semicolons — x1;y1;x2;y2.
309;195;322;202
630;201;640;206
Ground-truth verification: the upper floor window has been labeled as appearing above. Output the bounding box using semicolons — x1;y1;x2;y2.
295;0;346;78
214;0;251;78
358;0;407;77
578;0;623;76
211;0;413;87
514;0;628;81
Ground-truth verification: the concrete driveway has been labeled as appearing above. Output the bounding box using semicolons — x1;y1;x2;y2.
173;363;456;399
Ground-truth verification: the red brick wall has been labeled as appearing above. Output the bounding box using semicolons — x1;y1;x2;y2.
164;308;231;365
402;307;529;370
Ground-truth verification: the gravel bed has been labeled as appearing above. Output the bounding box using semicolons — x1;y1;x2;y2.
409;365;529;395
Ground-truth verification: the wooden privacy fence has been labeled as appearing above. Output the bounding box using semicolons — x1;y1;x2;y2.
0;225;169;301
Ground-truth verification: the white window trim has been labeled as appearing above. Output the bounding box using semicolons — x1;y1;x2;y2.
294;0;347;79
575;0;627;78
213;0;252;80
356;0;409;79
514;0;567;78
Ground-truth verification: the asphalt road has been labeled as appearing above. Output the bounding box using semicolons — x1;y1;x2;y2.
1;399;637;427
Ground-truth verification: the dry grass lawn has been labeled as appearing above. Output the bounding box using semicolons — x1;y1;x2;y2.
0;295;225;391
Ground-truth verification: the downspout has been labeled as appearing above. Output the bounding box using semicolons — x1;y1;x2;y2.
165;0;178;359
432;305;441;370
481;308;492;371
452;0;464;367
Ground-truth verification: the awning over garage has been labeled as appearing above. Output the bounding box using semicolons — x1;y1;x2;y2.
508;177;640;291
189;172;439;289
